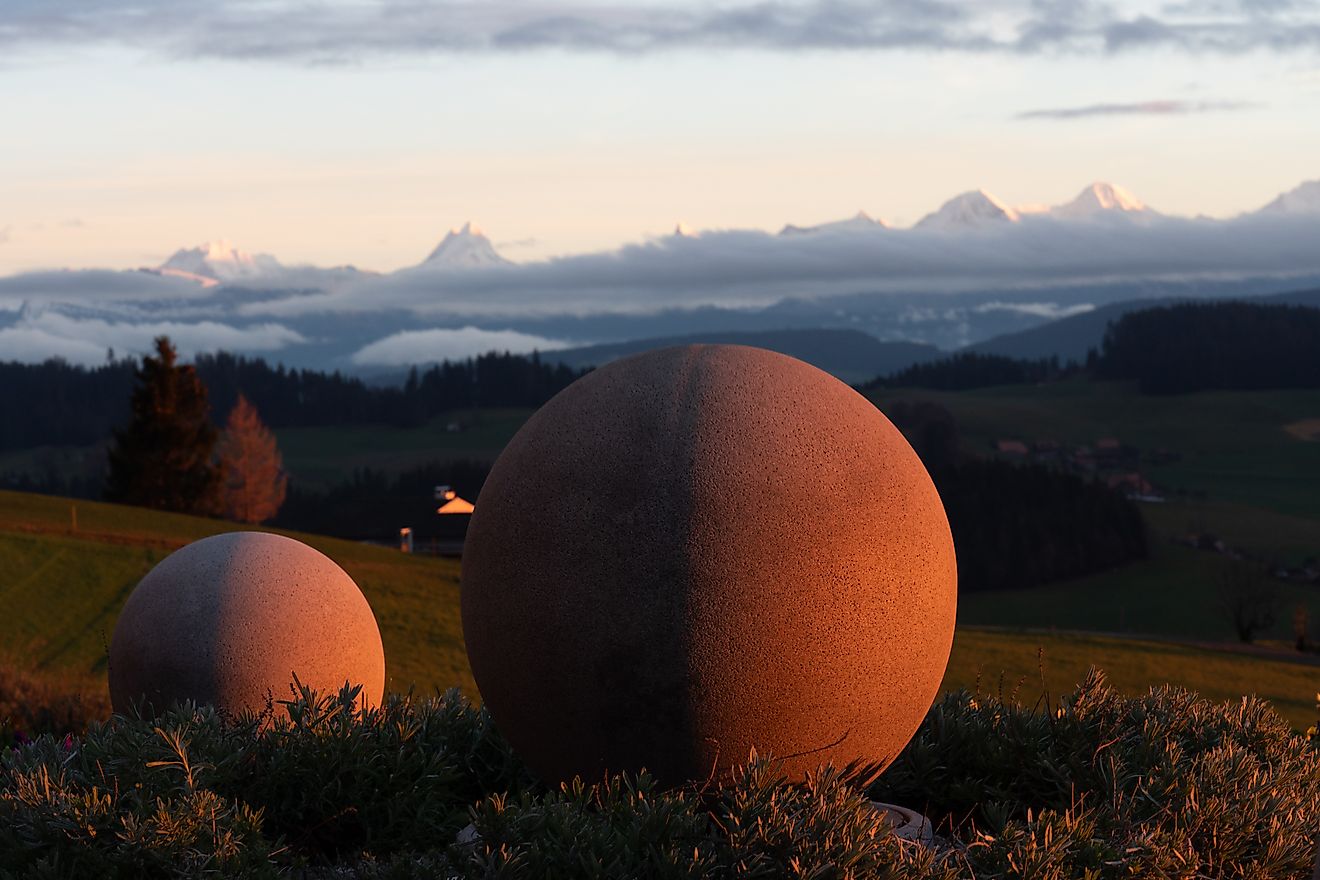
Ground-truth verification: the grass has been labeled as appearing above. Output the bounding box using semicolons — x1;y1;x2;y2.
0;490;474;703
943;627;1319;730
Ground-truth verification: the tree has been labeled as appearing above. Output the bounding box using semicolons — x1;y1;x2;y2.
1219;560;1279;644
216;393;288;524
105;337;224;515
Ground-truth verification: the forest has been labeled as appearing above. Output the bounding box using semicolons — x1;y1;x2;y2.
0;351;586;451
1095;301;1320;394
867;352;1069;391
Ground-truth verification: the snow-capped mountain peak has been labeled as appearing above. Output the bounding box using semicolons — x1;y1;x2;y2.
1050;182;1150;219
779;210;886;236
1256;180;1320;215
421;222;511;268
158;240;283;284
915;190;1020;230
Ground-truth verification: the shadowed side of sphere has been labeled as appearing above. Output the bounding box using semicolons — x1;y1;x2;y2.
109;531;386;716
461;345;957;785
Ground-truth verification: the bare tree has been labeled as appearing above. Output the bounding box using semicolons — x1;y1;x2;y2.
1219;560;1279;644
216;394;288;524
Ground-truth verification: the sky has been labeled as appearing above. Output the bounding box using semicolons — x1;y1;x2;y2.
2;0;1319;276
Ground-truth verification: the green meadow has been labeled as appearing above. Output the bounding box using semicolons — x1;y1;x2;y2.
2;489;1316;729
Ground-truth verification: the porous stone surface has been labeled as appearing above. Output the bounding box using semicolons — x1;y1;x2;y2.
461;344;957;785
109;531;385;715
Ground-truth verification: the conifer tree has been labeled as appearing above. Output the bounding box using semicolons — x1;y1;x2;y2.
216;393;288;523
104;337;223;514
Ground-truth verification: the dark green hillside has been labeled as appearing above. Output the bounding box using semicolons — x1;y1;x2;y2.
966;286;1320;363
1096;300;1320;393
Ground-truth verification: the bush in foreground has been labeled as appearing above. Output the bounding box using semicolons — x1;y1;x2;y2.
0;660;109;749
2;672;1317;878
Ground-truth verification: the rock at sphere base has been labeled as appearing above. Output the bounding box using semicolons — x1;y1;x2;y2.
461;344;957;785
109;531;385;716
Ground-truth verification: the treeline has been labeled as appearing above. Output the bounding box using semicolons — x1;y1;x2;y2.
0;351;586;451
884;398;1148;591
869;352;1072;391
273;460;492;541
936;460;1148;592
1095;301;1320;394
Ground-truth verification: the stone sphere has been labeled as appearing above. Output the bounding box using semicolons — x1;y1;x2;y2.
461;345;957;785
109;531;385;716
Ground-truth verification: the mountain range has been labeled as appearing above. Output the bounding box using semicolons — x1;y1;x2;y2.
124;179;1319;286
3;177;1320;374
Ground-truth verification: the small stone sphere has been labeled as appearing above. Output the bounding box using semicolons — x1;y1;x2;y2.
461;344;957;785
109;531;385;716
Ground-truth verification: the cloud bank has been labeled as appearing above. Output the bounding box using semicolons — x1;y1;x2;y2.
350;326;572;366
2;0;1320;62
0;269;209;308
236;212;1320;319
0;307;307;366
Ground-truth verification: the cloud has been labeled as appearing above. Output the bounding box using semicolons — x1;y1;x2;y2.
972;301;1096;319
0;307;307;366
1016;99;1260;119
0;269;209;307
350;326;572;366
239;210;1320;320
1;0;1319;61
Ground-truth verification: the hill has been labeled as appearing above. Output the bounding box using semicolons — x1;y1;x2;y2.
545;328;941;384
0;490;474;700
4;490;1319;729
1095;300;1320;393
966;286;1320;363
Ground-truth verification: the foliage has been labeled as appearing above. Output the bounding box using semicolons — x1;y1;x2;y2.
217;393;288;524
875;670;1320;879
1096;300;1320;394
0;660;109;749
273;459;491;541
870;352;1071;391
0;349;586;464
935;459;1149;592
104;337;224;515
3;677;1318;878
1220;558;1281;643
879;399;1150;593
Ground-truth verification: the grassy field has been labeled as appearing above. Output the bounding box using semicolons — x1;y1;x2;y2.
0;490;474;701
942;627;1318;730
3;489;1317;731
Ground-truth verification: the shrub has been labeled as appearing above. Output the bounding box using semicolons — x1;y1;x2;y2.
875;670;1320;878
2;672;1317;878
0;659;110;748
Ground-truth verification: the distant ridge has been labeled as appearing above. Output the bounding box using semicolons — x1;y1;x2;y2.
967;287;1320;362
544;328;942;384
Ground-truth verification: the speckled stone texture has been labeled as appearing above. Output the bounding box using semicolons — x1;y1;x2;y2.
461;344;957;785
109;531;385;716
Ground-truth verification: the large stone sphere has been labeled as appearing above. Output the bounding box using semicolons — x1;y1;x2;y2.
461;345;957;785
109;531;385;716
